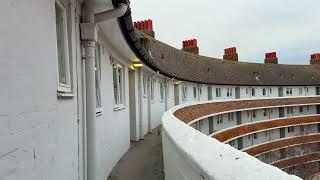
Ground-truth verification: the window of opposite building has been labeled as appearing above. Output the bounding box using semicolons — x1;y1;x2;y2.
228;113;233;121
216;88;221;98
262;88;266;96
95;45;102;110
113;63;124;108
252;110;257;118
299;106;304;113
263;109;267;117
298;87;303;95
227;88;232;97
287;107;294;114
55;0;71;93
217;115;223;124
251;88;256;97
288;126;294;133
286;88;293;96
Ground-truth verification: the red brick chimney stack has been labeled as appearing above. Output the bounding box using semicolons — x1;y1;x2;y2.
182;39;199;55
133;19;155;38
265;52;278;64
310;53;320;65
223;47;238;61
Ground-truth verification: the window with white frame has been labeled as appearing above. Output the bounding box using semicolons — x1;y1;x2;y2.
55;0;71;93
228;113;234;121
229;140;235;146
151;79;155;101
299;88;303;95
227;88;233;97
264;131;269;137
95;46;102;109
306;105;310;111
246;88;249;94
287;107;294;114
113;63;124;108
216;88;221;97
193;86;197;99
247;111;250;118
286;88;293;96
217;115;223;124
182;85;188;100
160;82;164;101
269;88;272;94
143;74;147;97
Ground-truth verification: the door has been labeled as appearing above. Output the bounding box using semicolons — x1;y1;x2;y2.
235;87;240;99
279;107;284;118
208;86;212;100
278;87;283;97
174;84;179;105
236;111;242;125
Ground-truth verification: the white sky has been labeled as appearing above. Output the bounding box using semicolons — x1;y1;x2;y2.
131;0;320;64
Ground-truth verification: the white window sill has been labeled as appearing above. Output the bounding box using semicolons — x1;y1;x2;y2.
114;106;125;111
57;92;74;98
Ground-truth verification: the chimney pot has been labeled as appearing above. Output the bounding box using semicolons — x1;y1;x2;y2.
133;19;155;38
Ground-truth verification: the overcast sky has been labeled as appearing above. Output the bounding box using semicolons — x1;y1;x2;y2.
131;0;319;64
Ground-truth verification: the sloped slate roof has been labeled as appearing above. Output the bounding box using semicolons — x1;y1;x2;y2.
115;0;320;86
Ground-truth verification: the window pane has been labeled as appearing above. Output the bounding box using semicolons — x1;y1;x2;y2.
95;48;101;108
113;65;118;105
118;67;123;104
55;3;67;85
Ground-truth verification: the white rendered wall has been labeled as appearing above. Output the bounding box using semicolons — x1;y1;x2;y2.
95;48;131;179
0;0;81;179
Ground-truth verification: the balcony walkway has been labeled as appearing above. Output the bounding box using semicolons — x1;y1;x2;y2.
107;126;164;180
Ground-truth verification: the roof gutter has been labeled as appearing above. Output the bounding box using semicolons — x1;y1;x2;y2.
95;3;128;23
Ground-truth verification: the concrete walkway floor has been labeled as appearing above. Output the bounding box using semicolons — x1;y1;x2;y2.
107;126;164;180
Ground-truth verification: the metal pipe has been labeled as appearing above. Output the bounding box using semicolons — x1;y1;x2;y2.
83;1;96;180
94;3;128;23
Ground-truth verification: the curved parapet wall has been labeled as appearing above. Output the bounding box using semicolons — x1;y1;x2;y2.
162;103;302;180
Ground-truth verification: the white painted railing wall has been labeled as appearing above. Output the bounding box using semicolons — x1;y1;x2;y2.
162;102;302;180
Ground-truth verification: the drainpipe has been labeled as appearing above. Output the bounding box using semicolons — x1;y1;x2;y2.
81;1;128;180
